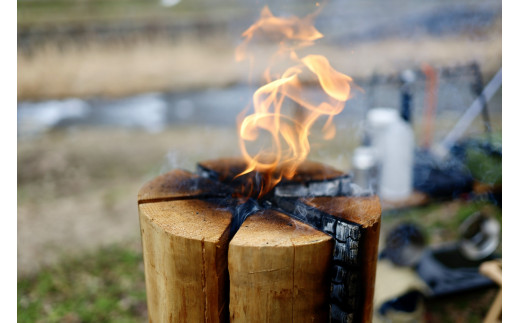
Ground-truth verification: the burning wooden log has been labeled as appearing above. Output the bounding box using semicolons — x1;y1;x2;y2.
138;158;381;323
136;5;379;322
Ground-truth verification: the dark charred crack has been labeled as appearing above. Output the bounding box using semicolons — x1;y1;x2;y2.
201;238;208;322
291;239;296;323
138;194;230;205
229;198;261;237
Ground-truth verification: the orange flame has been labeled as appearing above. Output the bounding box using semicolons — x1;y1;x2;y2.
235;6;323;62
236;6;353;197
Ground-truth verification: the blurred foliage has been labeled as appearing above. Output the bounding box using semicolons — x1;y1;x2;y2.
17;0;248;26
18;245;147;323
464;133;502;186
382;199;502;247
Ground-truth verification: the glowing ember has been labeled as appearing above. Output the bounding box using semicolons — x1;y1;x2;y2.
236;6;354;197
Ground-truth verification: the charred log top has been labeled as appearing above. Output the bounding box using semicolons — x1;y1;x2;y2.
197;157;344;183
197;157;350;198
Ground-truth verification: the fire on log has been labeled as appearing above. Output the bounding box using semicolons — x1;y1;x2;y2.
137;5;378;322
197;157;352;199
138;158;381;323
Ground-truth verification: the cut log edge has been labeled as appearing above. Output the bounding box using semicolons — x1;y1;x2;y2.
137;169;232;204
138;199;233;245
302;195;382;228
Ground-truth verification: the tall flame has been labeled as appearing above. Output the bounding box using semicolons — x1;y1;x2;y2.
236;6;353;197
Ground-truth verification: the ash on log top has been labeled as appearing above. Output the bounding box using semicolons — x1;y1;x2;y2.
138;157;381;323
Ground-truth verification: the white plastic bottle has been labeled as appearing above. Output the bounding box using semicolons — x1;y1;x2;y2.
366;107;414;201
379;115;415;201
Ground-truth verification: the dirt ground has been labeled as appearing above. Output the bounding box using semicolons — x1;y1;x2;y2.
17;126;242;275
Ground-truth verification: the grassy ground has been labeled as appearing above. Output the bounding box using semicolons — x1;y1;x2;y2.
18;244;148;323
381;199;502;247
424;287;499;323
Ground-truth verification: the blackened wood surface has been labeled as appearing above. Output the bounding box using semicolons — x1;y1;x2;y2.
197;157;347;198
272;195;381;322
197;157;345;184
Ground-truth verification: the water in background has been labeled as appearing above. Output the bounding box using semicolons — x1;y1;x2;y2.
18;0;502;139
18;64;501;143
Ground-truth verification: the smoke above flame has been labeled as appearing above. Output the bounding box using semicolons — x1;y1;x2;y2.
236;6;353;197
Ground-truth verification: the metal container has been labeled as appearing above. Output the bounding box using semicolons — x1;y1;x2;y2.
352;146;378;193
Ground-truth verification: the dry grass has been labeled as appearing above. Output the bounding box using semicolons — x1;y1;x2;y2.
18;24;501;101
18;38;242;100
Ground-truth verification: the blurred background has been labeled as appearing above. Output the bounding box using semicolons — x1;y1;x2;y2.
18;0;502;322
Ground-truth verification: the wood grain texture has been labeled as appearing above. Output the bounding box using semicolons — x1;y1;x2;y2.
358;216;380;323
139;199;232;323
228;209;333;323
